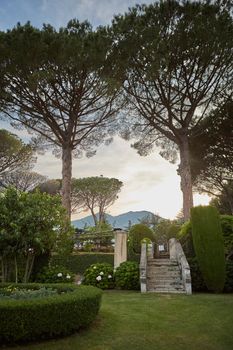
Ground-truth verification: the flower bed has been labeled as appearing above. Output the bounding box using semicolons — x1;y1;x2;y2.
0;283;102;344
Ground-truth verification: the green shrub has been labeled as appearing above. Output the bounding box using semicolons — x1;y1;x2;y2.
178;221;195;257
36;265;74;283
115;261;140;290
0;283;102;344
128;224;155;254
187;257;207;292
220;215;233;259
82;263;114;289
51;253;114;274
224;260;233;293
191;206;226;293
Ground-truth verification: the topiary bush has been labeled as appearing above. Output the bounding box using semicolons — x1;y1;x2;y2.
0;283;102;344
191;205;226;293
128;224;155;254
36;265;74;283
82;263;114;289
224;260;233;292
115;261;140;290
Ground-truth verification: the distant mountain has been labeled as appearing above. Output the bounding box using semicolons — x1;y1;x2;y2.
72;210;161;229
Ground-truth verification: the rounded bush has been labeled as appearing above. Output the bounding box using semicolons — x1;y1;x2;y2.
128;224;155;254
115;261;140;290
82;263;114;289
36;265;74;283
0;283;102;344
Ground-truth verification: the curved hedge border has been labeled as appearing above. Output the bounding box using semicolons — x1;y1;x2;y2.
0;283;102;344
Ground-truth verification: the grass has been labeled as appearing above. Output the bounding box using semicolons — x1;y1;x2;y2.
6;291;233;350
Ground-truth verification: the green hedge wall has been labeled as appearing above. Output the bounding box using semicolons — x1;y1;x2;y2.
0;283;102;344
51;253;114;274
191;206;226;293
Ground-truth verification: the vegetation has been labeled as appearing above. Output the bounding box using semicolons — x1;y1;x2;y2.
128;224;155;254
210;181;233;215
191;206;226;292
107;0;233;219
190;100;233;214
72;176;123;224
4;291;233;350
51;253;114;275
0;129;34;176
0;187;74;283
0;21;122;217
154;219;181;241
115;261;140;290
82;263;114;290
0;283;102;344
36;265;74;283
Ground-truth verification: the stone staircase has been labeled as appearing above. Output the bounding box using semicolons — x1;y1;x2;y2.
146;258;186;293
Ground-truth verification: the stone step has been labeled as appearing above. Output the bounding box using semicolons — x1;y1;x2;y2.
147;288;186;294
148;269;180;275
147;277;182;283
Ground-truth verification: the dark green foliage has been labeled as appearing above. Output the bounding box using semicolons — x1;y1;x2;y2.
191;206;226;292
36;265;74;283
188;258;233;293
115;261;140;290
220;215;233;259
51;253;114;274
0;283;102;344
128;224;155;254
224;261;233;292
187;258;207;292
82;263;114;290
178;221;195;257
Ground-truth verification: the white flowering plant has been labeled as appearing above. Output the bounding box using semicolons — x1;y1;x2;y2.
36;265;74;283
82;263;114;289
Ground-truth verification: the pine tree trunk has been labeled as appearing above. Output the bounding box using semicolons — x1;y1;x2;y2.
62;145;72;218
178;137;194;221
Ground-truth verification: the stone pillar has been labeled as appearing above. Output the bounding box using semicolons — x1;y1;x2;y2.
114;230;127;270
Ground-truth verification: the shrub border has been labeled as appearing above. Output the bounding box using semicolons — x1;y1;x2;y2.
0;283;102;344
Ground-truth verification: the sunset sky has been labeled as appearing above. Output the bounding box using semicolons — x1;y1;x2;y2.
0;0;210;220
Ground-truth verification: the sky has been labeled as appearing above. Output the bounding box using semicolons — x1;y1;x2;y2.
0;0;210;220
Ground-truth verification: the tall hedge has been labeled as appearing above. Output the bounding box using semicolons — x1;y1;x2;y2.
191;206;226;293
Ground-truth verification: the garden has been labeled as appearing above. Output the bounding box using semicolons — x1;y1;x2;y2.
0;0;233;348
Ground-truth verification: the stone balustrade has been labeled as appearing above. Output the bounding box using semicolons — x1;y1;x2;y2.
169;238;192;294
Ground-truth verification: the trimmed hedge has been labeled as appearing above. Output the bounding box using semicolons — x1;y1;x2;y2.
191;206;226;293
51;253;114;274
0;283;102;344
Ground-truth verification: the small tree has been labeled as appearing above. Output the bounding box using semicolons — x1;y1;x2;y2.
191;205;226;292
72;176;123;225
0;188;73;283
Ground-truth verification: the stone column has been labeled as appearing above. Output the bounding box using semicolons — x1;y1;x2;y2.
114;230;128;270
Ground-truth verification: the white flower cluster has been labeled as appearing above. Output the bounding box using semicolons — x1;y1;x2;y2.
57;272;71;279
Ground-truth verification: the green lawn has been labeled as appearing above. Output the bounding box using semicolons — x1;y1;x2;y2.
7;291;233;350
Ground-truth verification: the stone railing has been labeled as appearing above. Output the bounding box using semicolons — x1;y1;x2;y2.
140;243;147;293
169;238;192;294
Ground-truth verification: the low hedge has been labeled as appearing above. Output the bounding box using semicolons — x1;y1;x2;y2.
51;253;114;274
0;283;102;344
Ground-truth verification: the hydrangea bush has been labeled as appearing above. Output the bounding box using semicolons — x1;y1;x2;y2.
82;263;114;289
115;261;140;290
36;265;74;283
